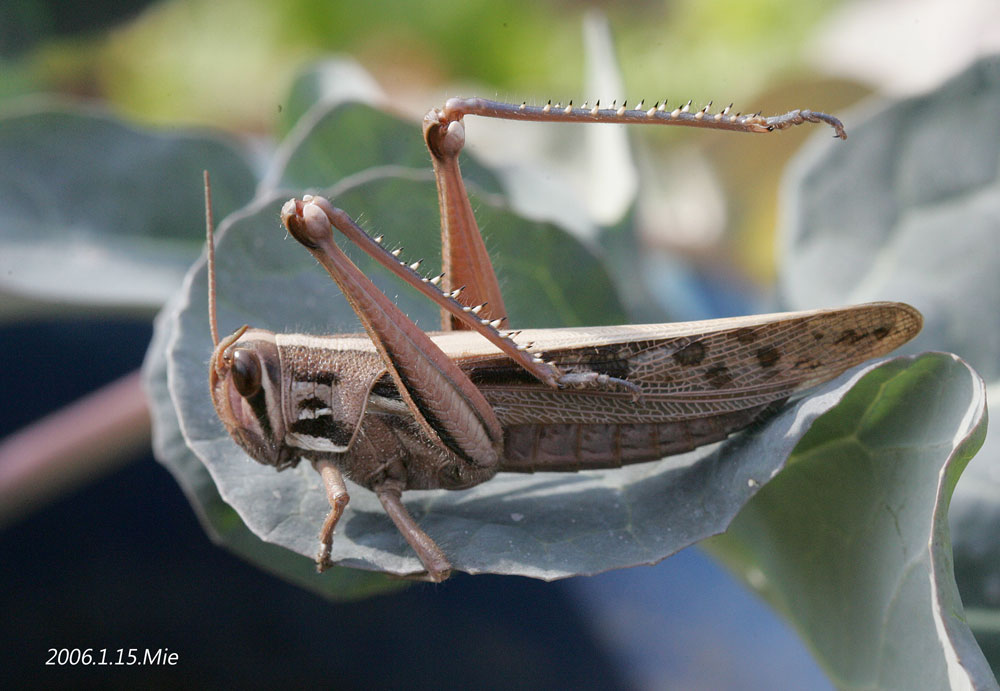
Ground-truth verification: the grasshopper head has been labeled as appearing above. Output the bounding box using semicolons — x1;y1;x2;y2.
210;327;300;469
202;172;302;469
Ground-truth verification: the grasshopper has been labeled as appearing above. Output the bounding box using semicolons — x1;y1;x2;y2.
208;97;921;581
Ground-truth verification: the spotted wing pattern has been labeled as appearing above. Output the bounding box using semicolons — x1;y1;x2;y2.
460;302;921;426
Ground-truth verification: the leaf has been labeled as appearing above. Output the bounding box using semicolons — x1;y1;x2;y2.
275;58;386;139
779;54;1000;673
951;380;1000;674
267;103;434;193
265;100;503;199
0;100;257;317
780;57;1000;382
706;353;992;687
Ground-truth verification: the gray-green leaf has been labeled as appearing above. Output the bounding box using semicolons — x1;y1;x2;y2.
780;54;1000;677
0;100;256;317
707;353;991;688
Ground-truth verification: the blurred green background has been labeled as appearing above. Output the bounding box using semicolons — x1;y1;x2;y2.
1;0;873;285
8;0;987;292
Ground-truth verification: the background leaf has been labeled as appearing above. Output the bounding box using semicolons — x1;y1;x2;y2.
267;98;505;200
274;58;385;139
780;57;1000;379
779;54;1000;674
0;100;257;317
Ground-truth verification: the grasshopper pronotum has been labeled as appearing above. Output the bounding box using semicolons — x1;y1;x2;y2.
207;96;920;581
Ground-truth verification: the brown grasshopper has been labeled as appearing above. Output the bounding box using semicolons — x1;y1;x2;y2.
208;97;921;581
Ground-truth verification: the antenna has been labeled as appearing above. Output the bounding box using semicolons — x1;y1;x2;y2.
204;170;220;347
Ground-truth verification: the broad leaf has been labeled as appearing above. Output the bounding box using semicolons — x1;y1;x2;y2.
707;353;991;687
275;58;385;139
266;100;503;199
780;57;1000;381
780;55;1000;675
0;100;256;317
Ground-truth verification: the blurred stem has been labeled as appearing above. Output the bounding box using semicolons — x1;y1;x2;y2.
0;370;150;526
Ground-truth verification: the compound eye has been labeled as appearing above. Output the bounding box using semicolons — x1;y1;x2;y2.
230;348;262;398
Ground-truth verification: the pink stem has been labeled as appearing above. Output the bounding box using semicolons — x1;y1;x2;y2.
0;369;151;525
